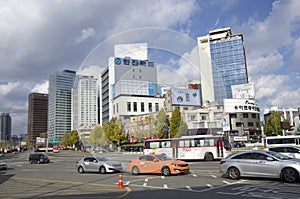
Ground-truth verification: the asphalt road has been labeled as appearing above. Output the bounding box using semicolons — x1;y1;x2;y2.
1;150;300;199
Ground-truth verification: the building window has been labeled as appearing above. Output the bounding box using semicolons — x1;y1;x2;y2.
231;113;237;118
248;122;254;127
116;103;118;113
113;105;115;114
155;103;159;112
251;113;256;118
141;102;145;112
242;113;248;118
236;122;243;127
148;103;152;112
133;102;137;112
127;102;131;112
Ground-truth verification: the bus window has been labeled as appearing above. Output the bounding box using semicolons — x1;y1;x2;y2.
194;139;200;147
283;138;295;144
203;138;214;146
179;140;190;147
149;141;160;149
162;141;171;148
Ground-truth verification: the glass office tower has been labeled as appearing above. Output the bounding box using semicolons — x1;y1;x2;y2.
198;28;248;105
0;113;11;141
48;70;76;138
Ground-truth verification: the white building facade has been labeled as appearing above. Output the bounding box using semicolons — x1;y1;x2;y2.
100;43;164;125
71;75;98;143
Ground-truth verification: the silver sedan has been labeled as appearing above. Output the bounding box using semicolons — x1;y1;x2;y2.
76;156;122;174
220;150;300;183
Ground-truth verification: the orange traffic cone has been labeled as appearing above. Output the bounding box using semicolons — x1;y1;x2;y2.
118;174;124;189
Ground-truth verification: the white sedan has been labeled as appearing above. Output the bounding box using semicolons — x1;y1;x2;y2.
76;156;123;174
220;150;300;183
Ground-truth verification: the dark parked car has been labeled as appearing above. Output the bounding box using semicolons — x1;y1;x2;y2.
29;153;50;164
232;142;246;148
0;162;7;170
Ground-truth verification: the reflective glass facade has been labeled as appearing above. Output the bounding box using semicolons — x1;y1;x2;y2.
48;70;76;138
210;35;248;105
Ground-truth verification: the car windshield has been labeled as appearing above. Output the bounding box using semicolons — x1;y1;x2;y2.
265;151;294;160
156;154;173;161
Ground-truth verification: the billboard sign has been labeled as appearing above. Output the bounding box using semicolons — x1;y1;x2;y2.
231;83;255;99
222;113;230;131
224;98;260;113
114;43;148;60
171;88;201;106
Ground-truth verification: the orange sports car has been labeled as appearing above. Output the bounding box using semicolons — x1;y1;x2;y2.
128;154;190;176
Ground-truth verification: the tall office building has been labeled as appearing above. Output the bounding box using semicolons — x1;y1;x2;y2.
197;27;248;106
71;75;98;132
48;70;76;138
100;43;164;124
0;113;11;141
27;93;48;145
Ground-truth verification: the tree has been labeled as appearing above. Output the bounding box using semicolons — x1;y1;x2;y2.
103;117;127;147
176;121;188;138
89;125;110;148
156;108;168;138
264;111;283;136
61;130;79;148
169;107;181;138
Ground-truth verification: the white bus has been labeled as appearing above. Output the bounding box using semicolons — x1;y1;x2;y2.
265;135;300;147
143;135;232;161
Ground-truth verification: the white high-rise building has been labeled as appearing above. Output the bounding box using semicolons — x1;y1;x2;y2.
100;43;164;125
71;75;98;131
71;75;98;146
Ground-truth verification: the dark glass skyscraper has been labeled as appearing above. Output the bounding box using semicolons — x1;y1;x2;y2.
48;70;76;138
0;113;11;141
198;27;248;105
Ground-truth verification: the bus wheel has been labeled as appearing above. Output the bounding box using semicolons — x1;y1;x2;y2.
204;152;214;161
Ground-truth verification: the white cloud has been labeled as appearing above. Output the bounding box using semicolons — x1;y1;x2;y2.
291;36;300;68
75;28;96;44
31;81;49;94
233;0;300;110
247;52;283;79
177;46;200;81
0;82;20;96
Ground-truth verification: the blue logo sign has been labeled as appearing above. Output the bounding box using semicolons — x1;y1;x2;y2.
115;58;121;65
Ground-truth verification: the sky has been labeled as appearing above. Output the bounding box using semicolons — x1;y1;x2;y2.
1;0;300;135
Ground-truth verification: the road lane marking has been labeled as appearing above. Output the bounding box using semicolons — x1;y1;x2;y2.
186;186;193;191
207;184;213;188
222;180;231;184
163;184;168;189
